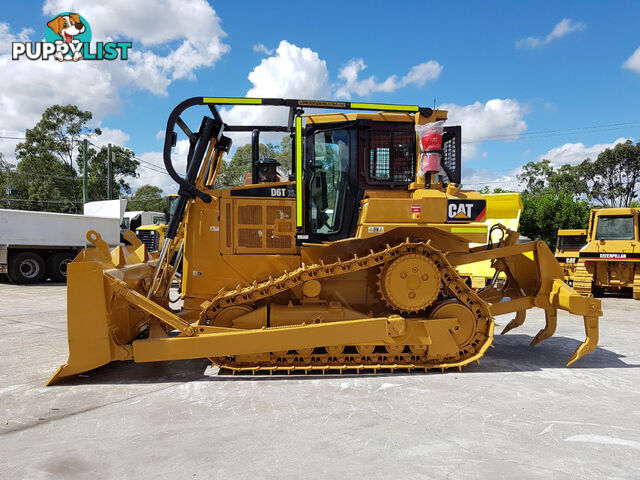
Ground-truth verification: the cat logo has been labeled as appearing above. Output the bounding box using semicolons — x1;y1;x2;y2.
446;199;486;222
448;203;473;219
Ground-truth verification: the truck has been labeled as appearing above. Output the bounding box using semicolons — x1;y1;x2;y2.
122;210;165;234
554;229;587;286
574;208;640;299
134;195;179;252
0;199;126;284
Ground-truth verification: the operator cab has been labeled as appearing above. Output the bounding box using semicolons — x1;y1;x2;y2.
303;114;461;242
162;97;464;251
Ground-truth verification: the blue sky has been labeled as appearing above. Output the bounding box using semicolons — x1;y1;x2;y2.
1;0;639;193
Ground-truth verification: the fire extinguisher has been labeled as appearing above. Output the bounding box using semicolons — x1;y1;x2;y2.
417;121;444;175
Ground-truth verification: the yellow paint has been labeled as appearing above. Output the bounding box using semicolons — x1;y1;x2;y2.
350;102;419;112
450;227;487;233
203;97;262;105
295;116;303;227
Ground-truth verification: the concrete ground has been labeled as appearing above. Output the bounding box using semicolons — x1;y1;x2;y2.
0;283;638;480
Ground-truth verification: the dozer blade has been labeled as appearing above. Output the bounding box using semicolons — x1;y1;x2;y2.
47;233;154;385
47;262;131;385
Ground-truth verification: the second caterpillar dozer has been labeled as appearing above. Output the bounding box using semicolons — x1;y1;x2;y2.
47;97;601;384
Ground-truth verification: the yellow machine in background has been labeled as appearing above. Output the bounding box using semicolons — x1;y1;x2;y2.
47;97;602;385
574;208;640;299
555;229;587;286
135;195;180;253
457;193;523;289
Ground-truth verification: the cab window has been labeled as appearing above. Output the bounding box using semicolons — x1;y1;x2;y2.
595;216;635;240
557;235;587;249
310;129;349;234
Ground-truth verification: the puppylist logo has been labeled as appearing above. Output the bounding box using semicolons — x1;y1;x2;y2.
12;12;132;62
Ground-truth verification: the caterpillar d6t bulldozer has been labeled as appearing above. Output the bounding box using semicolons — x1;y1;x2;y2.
47;97;602;384
574;208;640;299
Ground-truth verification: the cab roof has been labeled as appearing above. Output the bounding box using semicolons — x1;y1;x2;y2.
305;109;448;125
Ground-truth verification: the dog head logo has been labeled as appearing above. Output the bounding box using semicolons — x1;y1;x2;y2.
45;12;92;61
47;13;85;43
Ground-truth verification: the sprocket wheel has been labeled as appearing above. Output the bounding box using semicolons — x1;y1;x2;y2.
378;254;441;313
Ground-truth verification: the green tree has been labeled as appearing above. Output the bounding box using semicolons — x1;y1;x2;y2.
547;163;587;196
127;185;165;212
14;104;101;212
576;140;640;207
517;159;555;195
275;136;293;175
12;148;80;212
0;154;15;209
77;144;139;201
20;105;101;170
519;191;591;249
517;141;640;207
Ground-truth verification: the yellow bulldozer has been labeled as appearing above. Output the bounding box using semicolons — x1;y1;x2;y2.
47;97;602;385
134;194;180;253
574;208;640;299
555;229;587;286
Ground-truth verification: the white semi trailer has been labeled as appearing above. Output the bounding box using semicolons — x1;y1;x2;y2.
0;199;126;284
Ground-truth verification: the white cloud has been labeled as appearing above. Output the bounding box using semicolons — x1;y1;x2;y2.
42;0;230;96
623;46;640;74
0;23;32;54
221;40;330;145
441;99;528;159
43;0;224;46
127;139;190;194
253;43;274;55
537;137;631;167
92;127;130;149
335;59;442;99
516;18;586;49
462;167;521;191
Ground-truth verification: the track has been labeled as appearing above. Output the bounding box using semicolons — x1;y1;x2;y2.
199;240;495;374
573;261;593;296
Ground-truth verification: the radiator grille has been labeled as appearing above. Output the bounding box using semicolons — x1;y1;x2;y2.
266;229;292;249
266;205;292;223
232;199;296;254
135;230;158;252
237;228;263;248
238;205;262;225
